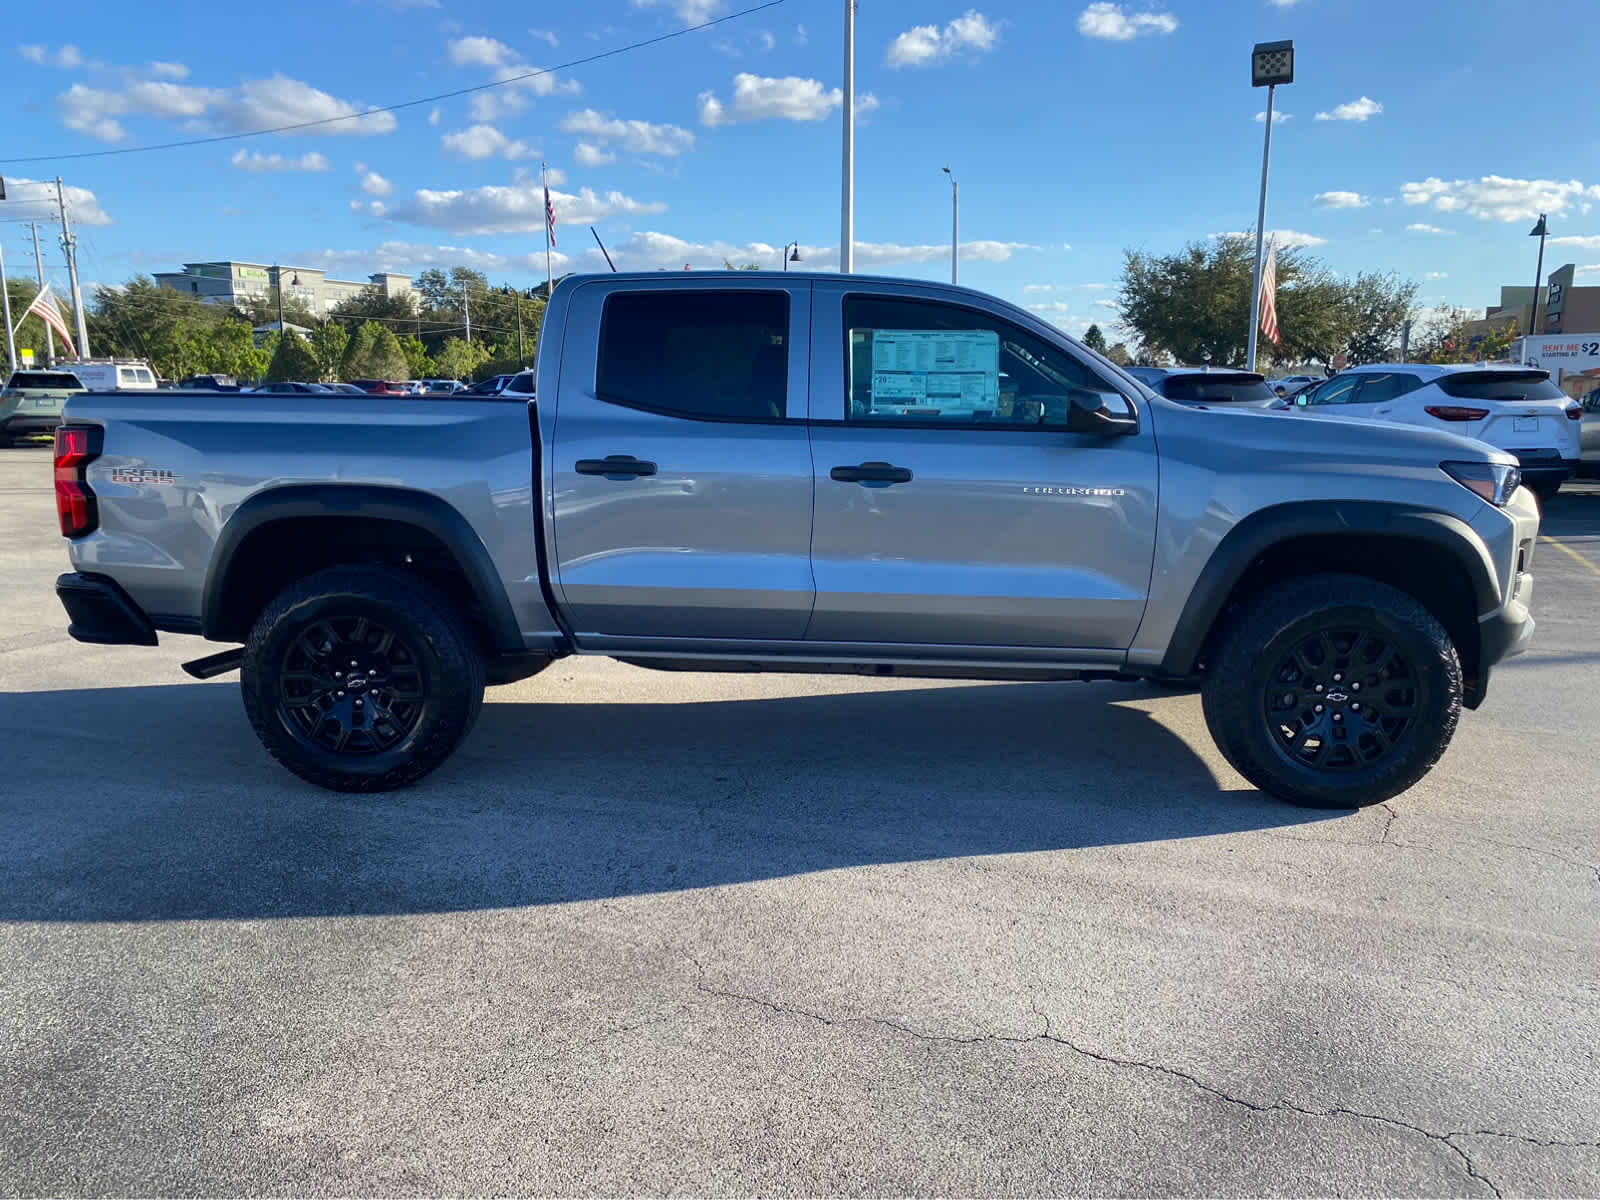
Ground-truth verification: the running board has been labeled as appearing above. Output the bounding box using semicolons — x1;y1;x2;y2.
182;648;245;679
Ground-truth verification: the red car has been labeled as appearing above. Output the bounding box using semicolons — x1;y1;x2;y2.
348;380;411;395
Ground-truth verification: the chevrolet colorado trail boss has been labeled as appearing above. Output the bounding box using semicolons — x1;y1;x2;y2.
53;273;1539;808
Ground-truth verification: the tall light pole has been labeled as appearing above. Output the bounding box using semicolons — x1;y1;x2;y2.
1246;39;1293;373
1527;213;1548;341
0;240;16;374
841;0;855;274
942;166;959;285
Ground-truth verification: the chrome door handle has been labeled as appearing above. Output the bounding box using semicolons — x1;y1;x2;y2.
575;455;658;479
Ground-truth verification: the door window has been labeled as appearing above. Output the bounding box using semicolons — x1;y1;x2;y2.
842;295;1122;428
596;290;788;421
1305;375;1362;405
505;373;535;395
1351;373;1422;405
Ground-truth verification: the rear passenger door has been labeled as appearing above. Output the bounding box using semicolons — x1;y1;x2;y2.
549;281;815;644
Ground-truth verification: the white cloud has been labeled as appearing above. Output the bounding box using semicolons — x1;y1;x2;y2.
794;24;808;45
1406;223;1451;235
558;109;695;155
629;0;723;25
1401;175;1600;223
390;184;666;235
1425;272;1448;279
1548;235;1600;250
1254;110;1291;124
698;73;853;125
1315;96;1383;122
359;170;394;197
1062;243;1073;251
221;75;397;134
1028;301;1072;314
574;142;617;167
447;36;580;122
427;106;441;126
0;176;113;225
147;61;188;80
230;149;331;172
886;10;1000;67
1078;282;1111;290
1022;284;1055;293
19;44;83;68
586;231;1033;273
1093;299;1120;310
1575;264;1600;275
1076;3;1178;40
1314;190;1369;209
1212;229;1328;248
1269;0;1301;5
529;27;560;48
441;123;533;160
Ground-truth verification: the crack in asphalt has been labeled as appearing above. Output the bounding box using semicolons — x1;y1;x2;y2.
1377;803;1401;847
1464;835;1600;888
681;953;1532;1197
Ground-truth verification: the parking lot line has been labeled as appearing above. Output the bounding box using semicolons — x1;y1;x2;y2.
1540;534;1600;579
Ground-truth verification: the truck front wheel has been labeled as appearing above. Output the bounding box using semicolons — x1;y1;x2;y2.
240;566;485;792
1201;573;1462;809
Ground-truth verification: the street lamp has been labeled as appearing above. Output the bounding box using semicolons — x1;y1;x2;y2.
943;166;959;285
1528;213;1548;342
1246;38;1293;373
782;242;802;270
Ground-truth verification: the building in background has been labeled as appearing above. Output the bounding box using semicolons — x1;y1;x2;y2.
153;262;412;316
1479;263;1600;339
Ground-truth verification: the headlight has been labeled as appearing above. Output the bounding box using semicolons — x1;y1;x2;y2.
1440;460;1521;506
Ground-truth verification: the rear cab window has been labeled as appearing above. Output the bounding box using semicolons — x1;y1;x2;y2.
597;290;789;421
1161;374;1276;404
7;372;84;390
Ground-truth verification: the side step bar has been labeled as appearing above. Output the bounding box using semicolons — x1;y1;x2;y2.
182;648;245;680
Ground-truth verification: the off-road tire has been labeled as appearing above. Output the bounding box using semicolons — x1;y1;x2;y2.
1201;573;1461;809
241;566;485;792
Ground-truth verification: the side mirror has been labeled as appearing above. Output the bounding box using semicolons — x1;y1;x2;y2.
1066;388;1139;436
1295;394;1309;407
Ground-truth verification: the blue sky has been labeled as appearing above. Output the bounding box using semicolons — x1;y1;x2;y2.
4;0;1599;340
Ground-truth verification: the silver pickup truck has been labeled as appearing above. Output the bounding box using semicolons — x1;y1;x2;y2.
53;272;1539;809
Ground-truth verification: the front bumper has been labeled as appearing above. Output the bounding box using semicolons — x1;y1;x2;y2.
56;573;159;646
1465;571;1535;709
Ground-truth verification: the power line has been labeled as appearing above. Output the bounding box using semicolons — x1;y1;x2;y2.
0;1;785;166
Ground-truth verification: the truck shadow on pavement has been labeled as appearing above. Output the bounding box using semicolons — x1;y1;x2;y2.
0;679;1344;923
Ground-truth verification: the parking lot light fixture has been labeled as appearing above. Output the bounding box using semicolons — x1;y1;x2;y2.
1246;39;1293;373
1528;214;1548;342
782;242;802;270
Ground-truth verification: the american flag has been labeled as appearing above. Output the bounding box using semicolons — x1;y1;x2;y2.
24;285;77;357
1259;237;1281;346
544;185;557;248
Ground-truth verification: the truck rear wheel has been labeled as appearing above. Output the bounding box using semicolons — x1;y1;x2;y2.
240;566;485;792
1201;573;1461;809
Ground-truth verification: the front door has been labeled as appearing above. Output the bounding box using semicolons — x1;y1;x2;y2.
549;280;815;642
805;284;1159;651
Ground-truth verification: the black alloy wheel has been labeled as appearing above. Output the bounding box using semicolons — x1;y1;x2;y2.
1263;627;1417;772
241;566;485;792
1201;573;1461;809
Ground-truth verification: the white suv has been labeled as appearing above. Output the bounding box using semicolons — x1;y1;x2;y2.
1294;363;1582;501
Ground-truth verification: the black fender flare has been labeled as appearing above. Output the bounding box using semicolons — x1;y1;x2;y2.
202;484;524;651
1158;500;1500;677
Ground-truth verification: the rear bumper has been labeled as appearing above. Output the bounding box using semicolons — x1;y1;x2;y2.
1510;452;1579;484
56;573;159;646
0;412;64;436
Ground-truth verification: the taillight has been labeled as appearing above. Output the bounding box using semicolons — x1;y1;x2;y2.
1424;405;1490;422
1566;402;1583;421
54;425;103;538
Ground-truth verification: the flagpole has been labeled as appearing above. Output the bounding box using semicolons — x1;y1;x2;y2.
543;162;553;300
1246;82;1276;373
0;240;17;373
31;222;54;368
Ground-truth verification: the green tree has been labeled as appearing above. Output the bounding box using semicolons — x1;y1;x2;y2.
265;330;320;382
363;325;410;380
432;336;490;382
339;321;378;380
206;320;270;381
1338;271;1420;365
1118;237;1401;371
1106;342;1132;366
1082;323;1108;354
398;333;433;379
329;289;418;329
229;292;319;331
308;321;349;382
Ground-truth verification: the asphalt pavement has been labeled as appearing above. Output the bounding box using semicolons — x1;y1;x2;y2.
2;442;1597;1197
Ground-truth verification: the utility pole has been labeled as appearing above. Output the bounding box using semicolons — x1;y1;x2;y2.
55;177;90;358
0;239;16;375
463;285;471;344
31;223;53;367
841;0;855;274
516;292;525;367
